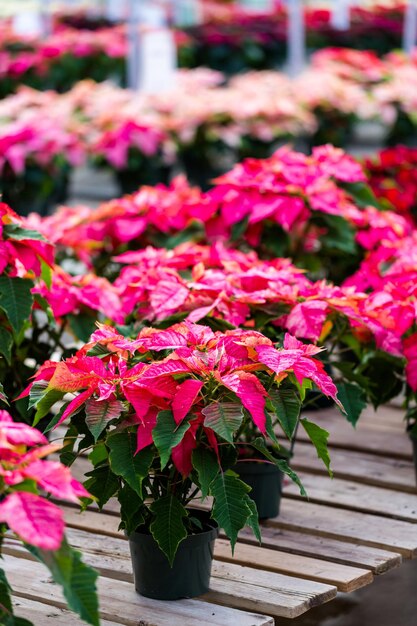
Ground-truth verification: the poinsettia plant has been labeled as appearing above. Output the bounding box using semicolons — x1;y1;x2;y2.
0;405;99;625
25;321;340;564
0;202;117;425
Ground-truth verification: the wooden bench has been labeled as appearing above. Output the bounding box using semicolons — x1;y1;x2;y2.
6;403;417;625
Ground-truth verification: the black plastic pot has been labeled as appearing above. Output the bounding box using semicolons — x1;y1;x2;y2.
236;461;283;520
128;510;219;600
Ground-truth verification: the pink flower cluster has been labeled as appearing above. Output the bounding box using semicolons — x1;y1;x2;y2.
0;410;89;550
28;145;408;264
0;201;54;277
22;321;339;477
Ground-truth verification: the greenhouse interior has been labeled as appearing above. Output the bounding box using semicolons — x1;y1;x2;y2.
1;1;417;625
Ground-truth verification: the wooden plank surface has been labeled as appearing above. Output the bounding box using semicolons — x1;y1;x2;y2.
57;508;370;592
292;442;416;493
297;407;412;459
5;554;274;626
237;526;402;575
58;518;371;592
12;598;120;626
273;499;417;557
214;538;372;592
284;474;417;522
5;536;335;620
44;512;338;618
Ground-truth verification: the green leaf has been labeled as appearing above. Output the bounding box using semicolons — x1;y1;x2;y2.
0;568;13;616
150;495;188;566
28;538;99;626
29;381;64;426
210;471;251;552
68;314;97;343
250;437;306;496
89;442;108;466
153;410;190;469
202;402;244;443
0;277;34;336
268;389;301;440
3;223;47;241
0;382;8;404
40;259;52;290
244;496;261;543
301;418;333;477
85;398;124;441
0;569;33;626
192;448;220;498
84;464;119;508
0;327;12;364
108;431;153;497
118;484;145;534
336;382;367;427
343;181;381;209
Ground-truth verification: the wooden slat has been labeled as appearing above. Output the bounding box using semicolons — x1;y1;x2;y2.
297;407;412;459
5;554;274;626
214;538;372;592
5;535;336;620
292;442;416;493
237;526;402;575
273;499;417;557
12;598;120;626
284;474;417;522
207;561;336;618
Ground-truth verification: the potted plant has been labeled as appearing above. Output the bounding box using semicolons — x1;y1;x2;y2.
26;321;340;600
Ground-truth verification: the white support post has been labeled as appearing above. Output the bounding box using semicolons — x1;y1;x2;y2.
40;0;52;36
127;0;141;90
239;0;274;12
403;0;417;54
331;0;351;31
287;0;306;77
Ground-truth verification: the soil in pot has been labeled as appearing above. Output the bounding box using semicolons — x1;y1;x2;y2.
128;509;219;600
235;460;283;520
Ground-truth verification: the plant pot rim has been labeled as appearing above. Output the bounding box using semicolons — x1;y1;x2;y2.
129;507;219;547
235;459;284;475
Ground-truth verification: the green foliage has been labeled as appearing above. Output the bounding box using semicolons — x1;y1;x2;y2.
268;388;301;440
28;538;100;626
336;382;367;427
108;432;153;497
343;181;381;209
192;448;220;498
245;498;262;544
301;418;333;477
210;471;252;552
150;496;188;566
0;277;33;336
3;224;47;241
202;402;244;443
153;410;190;469
85;398;124;441
117;484;145;534
68;314;97;343
84;464;119;508
0;327;13;364
250;437;306;496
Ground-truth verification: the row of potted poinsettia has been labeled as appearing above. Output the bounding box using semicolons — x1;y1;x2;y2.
0;2;405;90
3;143;417;609
4;51;417;212
0;199;340;606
